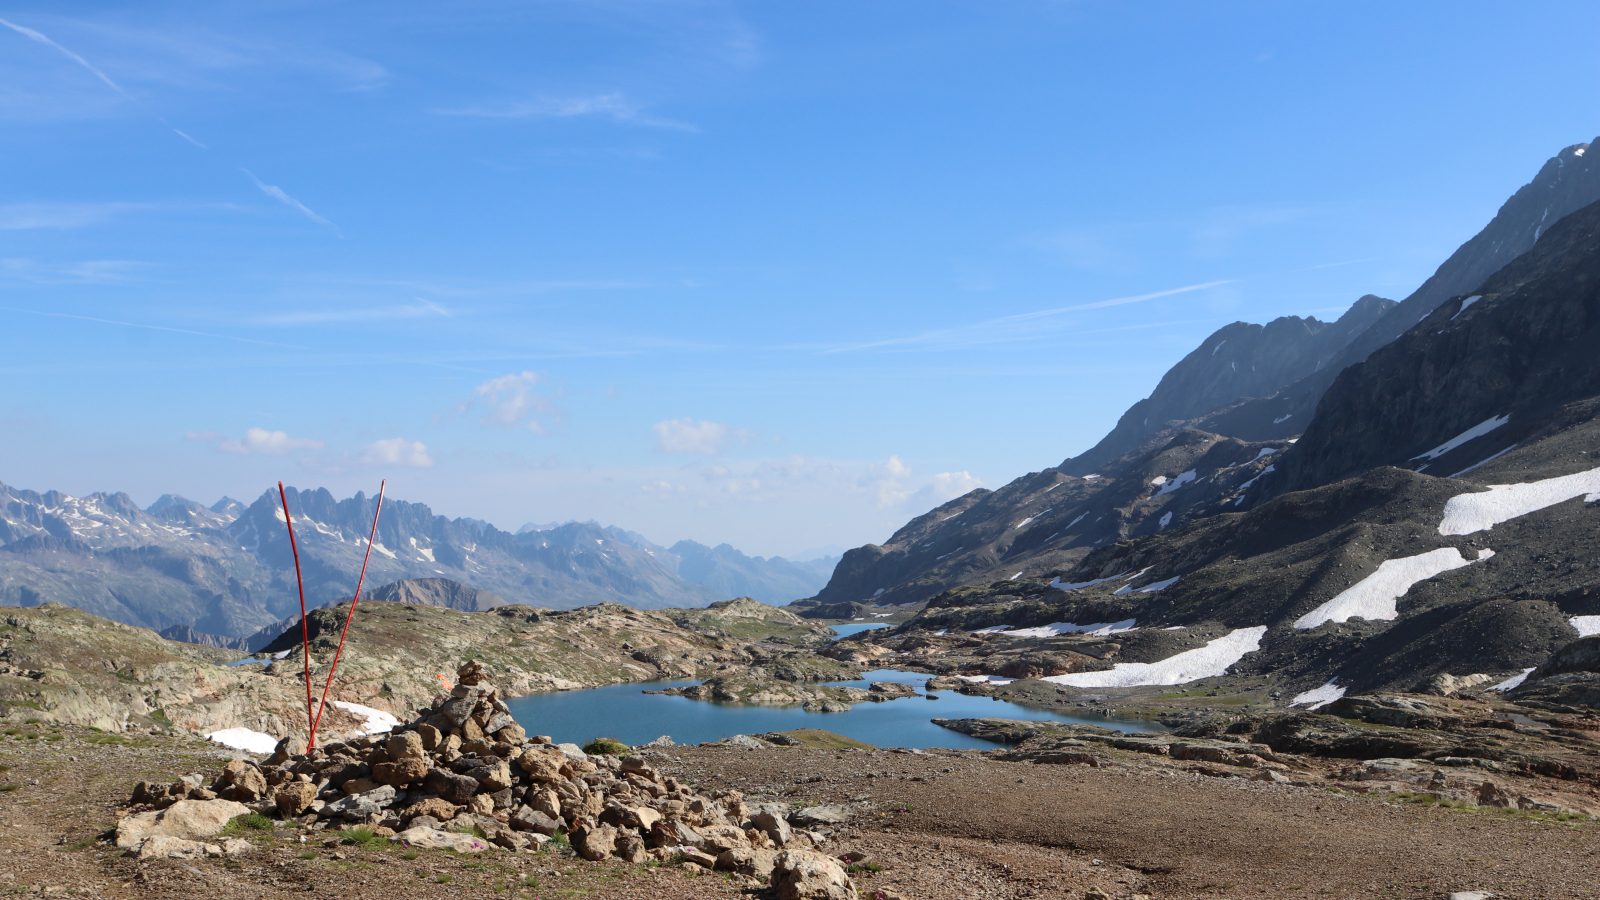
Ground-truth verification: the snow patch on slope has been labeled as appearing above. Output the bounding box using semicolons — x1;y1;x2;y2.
1488;668;1535;692
1041;626;1267;688
329;701;400;735
1438;465;1600;535
1411;415;1510;461
1294;548;1487;629
1290;680;1346;710
1154;470;1196;496
982;619;1137;638
207;727;279;755
1570;616;1600;638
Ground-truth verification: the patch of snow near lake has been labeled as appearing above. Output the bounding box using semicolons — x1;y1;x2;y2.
207;727;279;755
1253;448;1278;460
1290;680;1346;710
1438;465;1600;535
954;674;1015;685
1149;475;1168;486
330;701;400;735
986;619;1138;639
1293;548;1486;629
1570;616;1600;638
272;649;292;660
1158;512;1173;528
1154;470;1197;496
1041;626;1268;688
1488;668;1535;692
1411;414;1510;461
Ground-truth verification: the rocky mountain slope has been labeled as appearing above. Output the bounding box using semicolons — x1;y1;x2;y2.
803;136;1600;620
1060;295;1395;475
0;481;834;638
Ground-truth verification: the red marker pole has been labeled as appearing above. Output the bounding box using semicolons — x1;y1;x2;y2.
277;482;315;746
308;480;386;748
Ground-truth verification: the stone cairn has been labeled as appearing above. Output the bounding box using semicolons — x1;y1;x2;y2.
125;661;859;897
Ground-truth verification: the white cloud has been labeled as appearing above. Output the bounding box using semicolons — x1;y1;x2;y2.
435;92;697;131
359;438;433;468
654;418;729;454
904;470;984;511
469;371;559;433
192;426;325;456
0;17;125;94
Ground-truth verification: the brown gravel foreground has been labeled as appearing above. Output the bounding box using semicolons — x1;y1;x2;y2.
1;727;1597;900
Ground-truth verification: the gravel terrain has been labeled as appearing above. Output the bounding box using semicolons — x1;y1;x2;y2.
3;722;1597;900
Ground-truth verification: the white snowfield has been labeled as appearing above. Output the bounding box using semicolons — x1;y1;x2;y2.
980;619;1138;639
1438;465;1600;535
1290;679;1346;710
1450;295;1482;320
1411;414;1510;461
953;674;1014;685
1155;470;1197;496
1293;548;1488;629
1113;576;1180;596
1048;571;1132;591
1570;616;1600;638
1488;668;1535;692
329;701;400;735
1041;626;1267;688
206;727;279;755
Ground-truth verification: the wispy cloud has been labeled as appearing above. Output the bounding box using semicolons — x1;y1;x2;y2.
255;300;452;326
0;202;147;230
0;17;124;94
0;17;204;146
241;169;339;232
822;280;1235;353
436;92;697;131
0;305;306;347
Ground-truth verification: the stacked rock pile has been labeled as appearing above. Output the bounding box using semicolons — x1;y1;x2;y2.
123;661;860;898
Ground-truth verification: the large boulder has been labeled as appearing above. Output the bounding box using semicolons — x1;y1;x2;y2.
392;827;489;853
425;769;479;805
273;782;318;817
116;799;252;849
573;823;618;861
216;760;268;802
772;849;856;900
372;758;429;787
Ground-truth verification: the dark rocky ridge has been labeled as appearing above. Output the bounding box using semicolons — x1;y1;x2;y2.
1060;295;1395;476
1273;191;1600;493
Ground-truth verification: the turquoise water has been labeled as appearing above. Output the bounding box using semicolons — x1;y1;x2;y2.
828;623;892;639
504;668;1163;751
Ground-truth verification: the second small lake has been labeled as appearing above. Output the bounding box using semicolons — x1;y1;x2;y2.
505;668;1163;751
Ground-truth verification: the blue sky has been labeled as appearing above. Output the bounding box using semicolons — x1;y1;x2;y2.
4;1;1600;558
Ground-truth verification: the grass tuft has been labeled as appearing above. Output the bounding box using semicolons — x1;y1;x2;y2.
224;813;274;835
582;736;629;755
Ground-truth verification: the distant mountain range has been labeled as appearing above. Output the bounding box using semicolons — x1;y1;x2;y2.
797;135;1600;698
0;482;838;637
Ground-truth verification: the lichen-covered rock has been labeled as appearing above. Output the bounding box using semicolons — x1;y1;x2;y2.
392;826;488;853
116;799;252;849
274;782;318;817
772;849;856;900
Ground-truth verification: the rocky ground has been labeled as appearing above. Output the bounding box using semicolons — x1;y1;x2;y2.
0;598;840;740
4;690;1599;898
